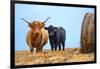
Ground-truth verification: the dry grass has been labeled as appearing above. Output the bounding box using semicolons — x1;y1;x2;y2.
15;48;94;66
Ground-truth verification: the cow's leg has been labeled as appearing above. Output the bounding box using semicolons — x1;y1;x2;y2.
30;47;33;53
36;47;42;53
29;44;33;53
62;42;65;50
39;47;43;52
36;48;39;53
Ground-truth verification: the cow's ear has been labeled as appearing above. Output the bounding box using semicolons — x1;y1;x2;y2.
44;27;48;30
29;24;33;29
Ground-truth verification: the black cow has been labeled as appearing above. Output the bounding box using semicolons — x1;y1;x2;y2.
45;25;66;51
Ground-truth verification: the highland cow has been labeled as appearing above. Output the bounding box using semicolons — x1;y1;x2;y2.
22;17;50;53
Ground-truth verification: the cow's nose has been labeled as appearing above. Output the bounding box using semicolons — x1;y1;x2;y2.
50;33;53;36
35;32;39;36
36;33;39;35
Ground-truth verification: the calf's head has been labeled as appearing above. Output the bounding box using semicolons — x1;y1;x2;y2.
45;25;57;37
22;17;50;36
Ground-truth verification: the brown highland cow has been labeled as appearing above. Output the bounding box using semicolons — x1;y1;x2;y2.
22;17;50;53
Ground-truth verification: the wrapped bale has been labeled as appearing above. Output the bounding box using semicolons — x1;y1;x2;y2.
80;13;95;53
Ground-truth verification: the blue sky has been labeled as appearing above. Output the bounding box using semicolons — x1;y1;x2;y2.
15;4;94;51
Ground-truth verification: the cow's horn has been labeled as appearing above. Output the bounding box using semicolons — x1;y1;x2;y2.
22;18;31;25
43;17;50;23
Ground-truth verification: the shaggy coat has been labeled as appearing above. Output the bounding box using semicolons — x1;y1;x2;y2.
22;17;50;53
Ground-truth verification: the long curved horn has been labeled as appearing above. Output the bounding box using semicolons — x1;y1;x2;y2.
22;18;31;25
43;17;50;23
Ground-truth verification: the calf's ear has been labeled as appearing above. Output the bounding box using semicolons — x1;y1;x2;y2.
54;27;57;29
44;27;48;30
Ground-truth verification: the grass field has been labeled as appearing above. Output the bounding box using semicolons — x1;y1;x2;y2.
15;48;94;66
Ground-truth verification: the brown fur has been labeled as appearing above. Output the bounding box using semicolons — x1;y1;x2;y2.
26;21;48;53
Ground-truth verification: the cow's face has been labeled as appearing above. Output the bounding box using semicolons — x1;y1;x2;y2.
29;21;45;36
22;17;50;36
45;25;57;37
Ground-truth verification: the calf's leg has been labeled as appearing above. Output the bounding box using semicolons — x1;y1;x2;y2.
50;43;54;51
55;43;57;51
59;44;61;51
62;42;65;50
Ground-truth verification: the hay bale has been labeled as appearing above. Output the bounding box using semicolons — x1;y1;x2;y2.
80;13;95;53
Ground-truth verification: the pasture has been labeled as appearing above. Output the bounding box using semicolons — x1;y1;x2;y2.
15;48;94;66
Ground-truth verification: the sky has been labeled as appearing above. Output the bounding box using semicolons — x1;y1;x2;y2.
15;3;94;51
